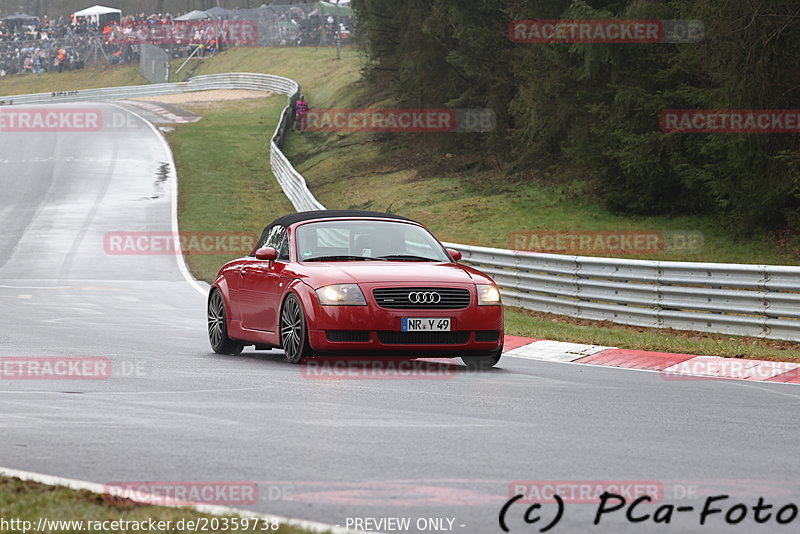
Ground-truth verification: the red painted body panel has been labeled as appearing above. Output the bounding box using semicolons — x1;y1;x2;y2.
211;217;504;355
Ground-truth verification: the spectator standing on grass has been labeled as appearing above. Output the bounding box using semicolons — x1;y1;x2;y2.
294;94;309;132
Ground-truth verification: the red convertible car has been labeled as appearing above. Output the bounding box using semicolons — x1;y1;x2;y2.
207;210;504;368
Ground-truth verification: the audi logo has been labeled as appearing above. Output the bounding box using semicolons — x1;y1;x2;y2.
408;291;441;304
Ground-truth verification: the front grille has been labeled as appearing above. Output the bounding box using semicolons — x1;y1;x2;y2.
377;331;470;345
326;330;371;343
372;287;471;309
475;331;501;342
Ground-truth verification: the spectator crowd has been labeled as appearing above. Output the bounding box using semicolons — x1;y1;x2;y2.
230;5;354;46
0;15;131;77
0;4;355;78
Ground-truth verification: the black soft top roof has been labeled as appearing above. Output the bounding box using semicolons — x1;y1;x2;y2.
255;210;417;251
264;209;414;233
270;209;413;228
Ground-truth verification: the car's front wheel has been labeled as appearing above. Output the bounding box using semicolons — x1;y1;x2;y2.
461;346;503;370
208;290;244;355
280;293;312;364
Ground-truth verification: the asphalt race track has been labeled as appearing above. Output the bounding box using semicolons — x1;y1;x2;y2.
1;102;800;534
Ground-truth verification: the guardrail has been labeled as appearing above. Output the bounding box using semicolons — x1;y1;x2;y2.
0;73;324;211
0;73;299;105
446;243;800;342
3;73;799;342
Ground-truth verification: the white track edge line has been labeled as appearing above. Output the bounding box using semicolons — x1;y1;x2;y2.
108;103;208;298
0;466;365;534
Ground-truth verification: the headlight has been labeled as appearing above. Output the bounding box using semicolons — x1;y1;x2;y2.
477;284;501;305
315;284;367;305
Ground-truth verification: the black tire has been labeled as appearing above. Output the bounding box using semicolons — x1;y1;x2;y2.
461;346;503;370
280;293;313;364
208;290;244;355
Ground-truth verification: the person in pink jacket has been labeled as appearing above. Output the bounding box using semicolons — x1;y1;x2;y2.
294;95;309;132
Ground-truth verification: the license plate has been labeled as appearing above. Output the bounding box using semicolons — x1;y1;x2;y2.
401;318;451;332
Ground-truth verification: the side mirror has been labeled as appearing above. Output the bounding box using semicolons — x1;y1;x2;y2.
446;248;462;262
255;247;278;261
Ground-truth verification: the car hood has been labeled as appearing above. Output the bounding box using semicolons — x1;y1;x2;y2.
297;261;479;288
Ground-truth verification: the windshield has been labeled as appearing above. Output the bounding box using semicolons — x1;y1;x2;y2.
295;219;451;262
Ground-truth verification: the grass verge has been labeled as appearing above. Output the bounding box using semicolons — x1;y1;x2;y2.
192;46;362;108
169;97;294;283
170;47;362;282
285;126;800;266
0;64;146;97
505;308;800;362
0;476;315;534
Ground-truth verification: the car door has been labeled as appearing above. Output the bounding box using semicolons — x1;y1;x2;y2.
239;226;290;333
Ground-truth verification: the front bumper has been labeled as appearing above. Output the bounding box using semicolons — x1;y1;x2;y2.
305;286;503;355
308;330;503;356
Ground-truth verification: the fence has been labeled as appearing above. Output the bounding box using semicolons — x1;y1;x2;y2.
139;44;169;83
2;73;799;342
104;4;353;49
228;4;354;47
